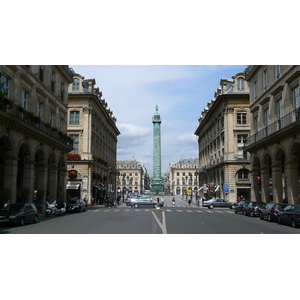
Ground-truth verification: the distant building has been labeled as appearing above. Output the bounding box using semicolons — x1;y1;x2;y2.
194;72;251;202
0;65;73;211
117;157;150;198
67;73;120;204
244;65;300;204
164;158;199;201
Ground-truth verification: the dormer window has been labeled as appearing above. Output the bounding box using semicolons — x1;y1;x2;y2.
237;77;244;90
72;78;80;91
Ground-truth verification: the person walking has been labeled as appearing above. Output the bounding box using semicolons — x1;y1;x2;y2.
188;198;191;206
172;197;175;206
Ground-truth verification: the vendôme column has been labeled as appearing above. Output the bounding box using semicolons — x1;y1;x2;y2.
151;105;164;195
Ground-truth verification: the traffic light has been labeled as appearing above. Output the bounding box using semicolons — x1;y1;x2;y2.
256;176;261;185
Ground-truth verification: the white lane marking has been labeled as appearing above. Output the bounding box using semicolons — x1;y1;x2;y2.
151;210;167;234
186;210;193;213
176;210;183;212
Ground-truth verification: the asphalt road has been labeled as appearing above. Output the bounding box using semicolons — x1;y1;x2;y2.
1;196;299;234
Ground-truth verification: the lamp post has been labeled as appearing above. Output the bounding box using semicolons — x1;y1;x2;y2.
195;170;199;205
188;172;193;203
185;175;188;202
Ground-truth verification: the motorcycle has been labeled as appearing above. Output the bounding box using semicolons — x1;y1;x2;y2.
46;201;67;216
104;199;117;208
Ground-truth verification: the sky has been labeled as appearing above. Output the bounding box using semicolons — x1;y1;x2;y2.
70;65;245;176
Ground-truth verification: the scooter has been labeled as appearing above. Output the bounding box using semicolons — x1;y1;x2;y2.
104;199;117;208
56;202;67;215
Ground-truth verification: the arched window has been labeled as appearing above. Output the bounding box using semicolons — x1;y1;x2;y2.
72;78;80;91
237;77;244;90
237;169;249;181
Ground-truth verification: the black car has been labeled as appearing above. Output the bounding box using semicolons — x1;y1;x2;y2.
234;201;251;215
244;202;266;217
277;204;300;228
260;203;288;222
67;199;87;213
0;203;39;226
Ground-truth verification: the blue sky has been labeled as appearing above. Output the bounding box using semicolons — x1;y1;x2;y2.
70;65;245;176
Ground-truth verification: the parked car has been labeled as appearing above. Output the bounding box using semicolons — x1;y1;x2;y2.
234;201;251;215
129;197;158;208
203;198;236;209
0;203;39;226
244;202;266;217
277;204;300;228
67;199;87;213
260;203;288;222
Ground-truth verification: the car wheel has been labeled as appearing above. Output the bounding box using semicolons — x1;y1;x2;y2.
153;204;157;208
209;204;214;209
231;205;236;209
20;218;25;226
33;215;38;223
134;204;139;208
267;214;272;222
234;210;237;214
291;219;297;228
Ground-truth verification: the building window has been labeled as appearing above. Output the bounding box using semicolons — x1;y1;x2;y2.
37;102;43;117
51;72;55;93
292;86;300;121
72;78;80;91
237;135;248;159
50;111;54;125
253;80;257;100
69;111;80;125
1;74;10;97
277;99;283;129
177;172;180;176
237;112;247;125
61;83;65;101
238;169;249;180
263;68;268;91
237;134;248;144
39;66;44;82
70;134;79;153
21;90;28;109
237;77;244;90
275;65;281;79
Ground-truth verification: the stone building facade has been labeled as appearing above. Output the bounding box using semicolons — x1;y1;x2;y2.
164;158;199;201
67;73;120;204
244;65;300;204
194;72;251;202
116;157;150;199
0;65;73;211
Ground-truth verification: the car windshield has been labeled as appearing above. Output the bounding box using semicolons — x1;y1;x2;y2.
68;200;79;205
4;204;24;211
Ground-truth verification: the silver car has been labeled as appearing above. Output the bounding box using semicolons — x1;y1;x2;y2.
130;197;158;208
203;198;236;209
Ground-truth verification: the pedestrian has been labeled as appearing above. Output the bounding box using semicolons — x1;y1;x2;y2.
172;197;175;206
283;197;288;204
188;198;191;206
161;197;164;207
202;195;206;206
237;196;242;203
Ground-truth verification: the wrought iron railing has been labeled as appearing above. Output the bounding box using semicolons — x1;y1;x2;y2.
247;107;300;144
0;104;73;148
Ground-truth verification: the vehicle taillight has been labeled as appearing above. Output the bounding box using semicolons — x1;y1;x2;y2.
271;209;275;214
